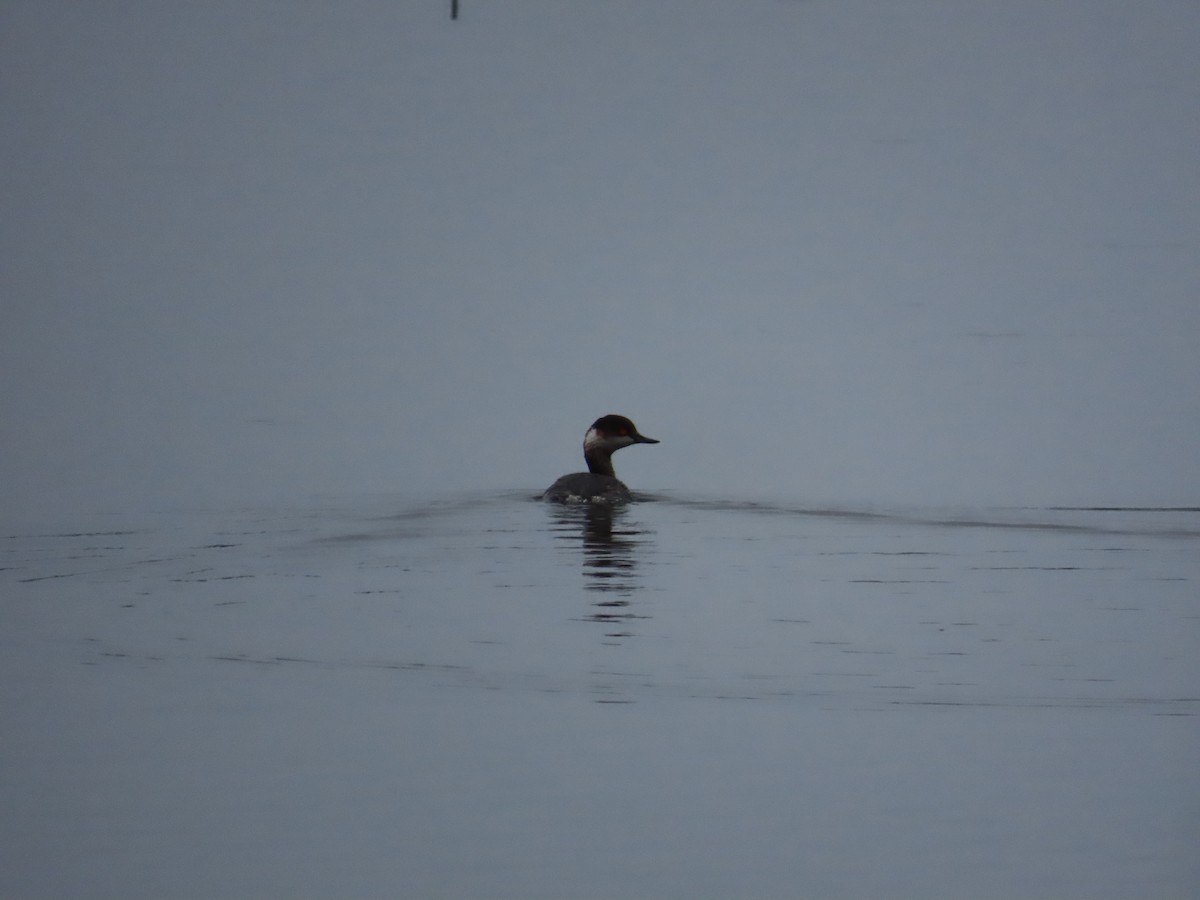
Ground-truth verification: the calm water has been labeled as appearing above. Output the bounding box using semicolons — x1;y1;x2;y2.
3;493;1198;898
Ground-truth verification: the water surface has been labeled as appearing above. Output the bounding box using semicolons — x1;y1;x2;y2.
2;494;1197;897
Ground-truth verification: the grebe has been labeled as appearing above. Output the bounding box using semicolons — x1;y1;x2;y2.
543;414;659;503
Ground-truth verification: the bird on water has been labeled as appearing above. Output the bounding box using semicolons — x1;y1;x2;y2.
543;414;659;503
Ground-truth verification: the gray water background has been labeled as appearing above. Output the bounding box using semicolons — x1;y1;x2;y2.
3;0;1198;516
3;494;1197;897
3;1;1199;895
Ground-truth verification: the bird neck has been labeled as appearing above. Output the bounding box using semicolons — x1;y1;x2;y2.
584;447;616;477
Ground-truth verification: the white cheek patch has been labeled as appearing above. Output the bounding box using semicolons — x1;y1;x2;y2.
585;428;637;450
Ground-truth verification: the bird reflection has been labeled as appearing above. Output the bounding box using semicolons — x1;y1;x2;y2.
547;502;654;631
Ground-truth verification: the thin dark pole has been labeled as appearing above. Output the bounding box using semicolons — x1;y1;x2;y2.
451;0;458;19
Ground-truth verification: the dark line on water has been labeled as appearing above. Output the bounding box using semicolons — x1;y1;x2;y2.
648;496;1200;538
3;530;142;540
1047;506;1200;512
